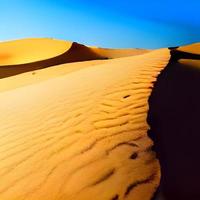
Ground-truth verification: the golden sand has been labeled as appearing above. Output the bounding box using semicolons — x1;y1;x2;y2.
0;60;107;92
0;46;170;200
178;43;200;54
0;38;72;65
91;47;150;59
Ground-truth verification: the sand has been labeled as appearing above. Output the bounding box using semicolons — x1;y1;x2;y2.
177;43;200;70
0;60;107;92
0;38;152;92
0;38;147;80
0;45;170;200
91;47;150;59
178;42;200;54
0;38;72;65
0;39;107;79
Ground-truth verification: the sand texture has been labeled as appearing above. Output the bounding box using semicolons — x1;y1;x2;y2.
0;44;170;200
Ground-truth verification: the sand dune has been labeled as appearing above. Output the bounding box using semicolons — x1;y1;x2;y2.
0;39;107;78
91;47;150;59
0;60;107;92
0;38;72;65
0;48;170;200
2;38;199;199
0;38;150;79
178;42;200;54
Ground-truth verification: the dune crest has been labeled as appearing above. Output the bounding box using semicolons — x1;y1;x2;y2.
0;38;151;80
0;40;107;78
0;38;72;65
178;43;200;54
91;47;150;59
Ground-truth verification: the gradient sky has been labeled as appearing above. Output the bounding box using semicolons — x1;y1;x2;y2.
1;0;200;48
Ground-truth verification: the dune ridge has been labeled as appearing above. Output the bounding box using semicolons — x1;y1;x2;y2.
0;38;149;79
0;38;72;66
0;41;107;78
178;42;200;54
91;47;150;59
0;48;170;200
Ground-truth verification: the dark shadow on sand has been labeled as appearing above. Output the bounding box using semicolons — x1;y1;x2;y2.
148;49;200;200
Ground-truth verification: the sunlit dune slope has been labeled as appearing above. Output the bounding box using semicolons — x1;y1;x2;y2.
0;38;149;80
0;60;107;92
0;39;107;78
174;43;200;69
0;49;170;200
0;38;72;65
91;47;150;59
178;42;200;54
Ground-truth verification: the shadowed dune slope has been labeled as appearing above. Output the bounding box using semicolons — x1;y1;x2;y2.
91;47;150;59
148;44;200;200
0;40;107;79
0;49;170;200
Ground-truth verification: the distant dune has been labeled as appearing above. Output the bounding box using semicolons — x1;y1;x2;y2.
0;38;200;200
178;42;200;54
0;38;105;78
0;38;72;65
91;47;150;59
0;38;147;78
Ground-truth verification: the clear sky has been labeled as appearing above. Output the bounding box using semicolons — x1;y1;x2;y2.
1;0;200;48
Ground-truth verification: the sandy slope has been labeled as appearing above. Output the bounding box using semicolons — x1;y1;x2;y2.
0;38;150;79
0;60;107;92
178;43;200;68
0;38;72;65
91;47;150;59
0;40;107;79
0;49;170;200
178;42;200;54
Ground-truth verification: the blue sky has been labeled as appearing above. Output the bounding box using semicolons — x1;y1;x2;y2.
0;0;200;48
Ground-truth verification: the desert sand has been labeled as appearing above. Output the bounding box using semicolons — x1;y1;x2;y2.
0;60;107;92
178;42;200;54
0;37;171;200
0;38;148;79
0;38;72;65
91;47;150;59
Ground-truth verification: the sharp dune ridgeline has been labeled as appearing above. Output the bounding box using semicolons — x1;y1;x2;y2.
0;38;199;200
